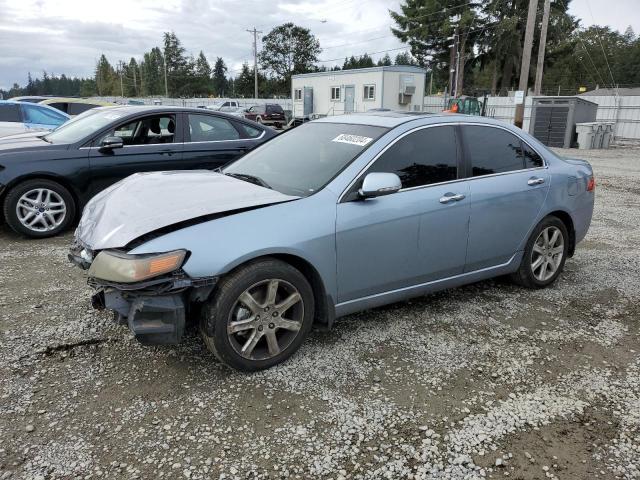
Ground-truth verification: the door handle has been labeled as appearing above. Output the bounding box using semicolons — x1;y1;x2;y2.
527;177;545;186
160;149;175;156
439;193;466;204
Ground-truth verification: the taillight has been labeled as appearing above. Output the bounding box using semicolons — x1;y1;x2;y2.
587;176;595;192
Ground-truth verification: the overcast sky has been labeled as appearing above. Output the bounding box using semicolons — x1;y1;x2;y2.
0;0;638;90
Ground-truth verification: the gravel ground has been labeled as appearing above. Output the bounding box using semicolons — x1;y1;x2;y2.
0;147;639;480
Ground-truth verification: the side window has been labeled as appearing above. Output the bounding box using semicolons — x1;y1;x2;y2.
68;103;97;115
463;126;525;176
237;123;263;138
188;114;240;142
523;142;544;168
331;87;340;101
22;104;68;125
367;126;458;189
104;115;175;146
47;102;68;113
0;104;22;122
294;89;302;100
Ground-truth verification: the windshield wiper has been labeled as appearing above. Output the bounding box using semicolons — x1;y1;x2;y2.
225;172;271;189
38;135;52;143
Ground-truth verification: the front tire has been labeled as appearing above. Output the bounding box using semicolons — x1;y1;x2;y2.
3;179;76;238
511;215;569;289
201;258;314;371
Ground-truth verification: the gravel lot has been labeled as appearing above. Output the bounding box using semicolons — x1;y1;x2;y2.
1;147;639;480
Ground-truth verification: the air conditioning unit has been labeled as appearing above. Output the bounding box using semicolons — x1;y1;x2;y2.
398;93;411;105
403;85;416;95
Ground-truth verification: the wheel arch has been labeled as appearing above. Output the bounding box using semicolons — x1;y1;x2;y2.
219;252;336;330
546;210;576;257
0;173;82;221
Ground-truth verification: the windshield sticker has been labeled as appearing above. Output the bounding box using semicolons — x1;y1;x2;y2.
332;134;373;147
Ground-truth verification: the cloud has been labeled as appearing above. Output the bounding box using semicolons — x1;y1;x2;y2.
0;0;407;90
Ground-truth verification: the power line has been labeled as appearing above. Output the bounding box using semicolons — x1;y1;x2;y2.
556;0;610;88
317;46;411;64
585;0;617;91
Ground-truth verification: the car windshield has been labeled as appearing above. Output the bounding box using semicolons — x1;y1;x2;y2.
44;109;125;144
223;122;388;196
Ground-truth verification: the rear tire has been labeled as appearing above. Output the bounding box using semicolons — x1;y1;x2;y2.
3;179;76;238
200;258;314;371
511;215;569;289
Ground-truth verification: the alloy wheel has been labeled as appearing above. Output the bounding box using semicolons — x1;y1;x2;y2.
531;226;564;282
227;279;304;361
16;188;67;232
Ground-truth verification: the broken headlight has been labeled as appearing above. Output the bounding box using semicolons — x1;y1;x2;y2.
88;250;187;283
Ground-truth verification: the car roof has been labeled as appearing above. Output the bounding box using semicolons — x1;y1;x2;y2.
0;99;71;116
76;105;266;120
313;111;513;129
39;97;117;106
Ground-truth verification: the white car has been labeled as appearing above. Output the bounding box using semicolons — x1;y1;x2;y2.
0;100;69;137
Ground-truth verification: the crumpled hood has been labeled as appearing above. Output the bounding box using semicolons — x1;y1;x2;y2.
75;170;299;250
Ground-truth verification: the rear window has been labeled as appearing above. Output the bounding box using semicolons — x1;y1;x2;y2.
22;104;68;126
68;103;99;115
266;104;284;114
0;104;21;122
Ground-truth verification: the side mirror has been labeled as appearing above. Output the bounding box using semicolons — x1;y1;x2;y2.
358;172;402;199
100;136;123;151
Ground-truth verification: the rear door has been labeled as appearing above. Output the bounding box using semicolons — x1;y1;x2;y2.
181;112;255;170
88;113;183;194
461;125;549;271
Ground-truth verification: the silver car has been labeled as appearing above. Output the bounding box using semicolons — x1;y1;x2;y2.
70;112;595;371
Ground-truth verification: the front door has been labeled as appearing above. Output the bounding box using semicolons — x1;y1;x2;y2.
344;86;355;113
460;125;550;271
336;125;469;303
88;113;183;195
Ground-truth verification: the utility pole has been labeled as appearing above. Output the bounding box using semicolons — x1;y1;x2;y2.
448;25;458;98
514;0;539;128
163;55;169;98
118;62;124;98
454;32;461;97
132;65;137;97
247;27;262;99
429;70;433;96
534;0;551;95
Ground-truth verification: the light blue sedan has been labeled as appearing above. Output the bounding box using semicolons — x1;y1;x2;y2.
0;100;70;137
70;112;595;371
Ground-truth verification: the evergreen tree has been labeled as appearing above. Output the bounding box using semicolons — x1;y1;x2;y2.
212;57;228;96
163;31;189;96
95;54;117;96
377;53;393;66
394;52;416;66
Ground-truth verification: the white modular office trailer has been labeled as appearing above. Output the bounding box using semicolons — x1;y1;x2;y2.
291;66;427;119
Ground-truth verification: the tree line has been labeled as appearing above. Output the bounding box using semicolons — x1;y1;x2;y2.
3;3;640;100
391;0;640;96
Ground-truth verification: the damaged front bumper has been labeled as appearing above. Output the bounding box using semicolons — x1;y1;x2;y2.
70;244;216;345
91;274;217;345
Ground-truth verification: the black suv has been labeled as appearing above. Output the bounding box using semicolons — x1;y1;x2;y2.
244;104;286;128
